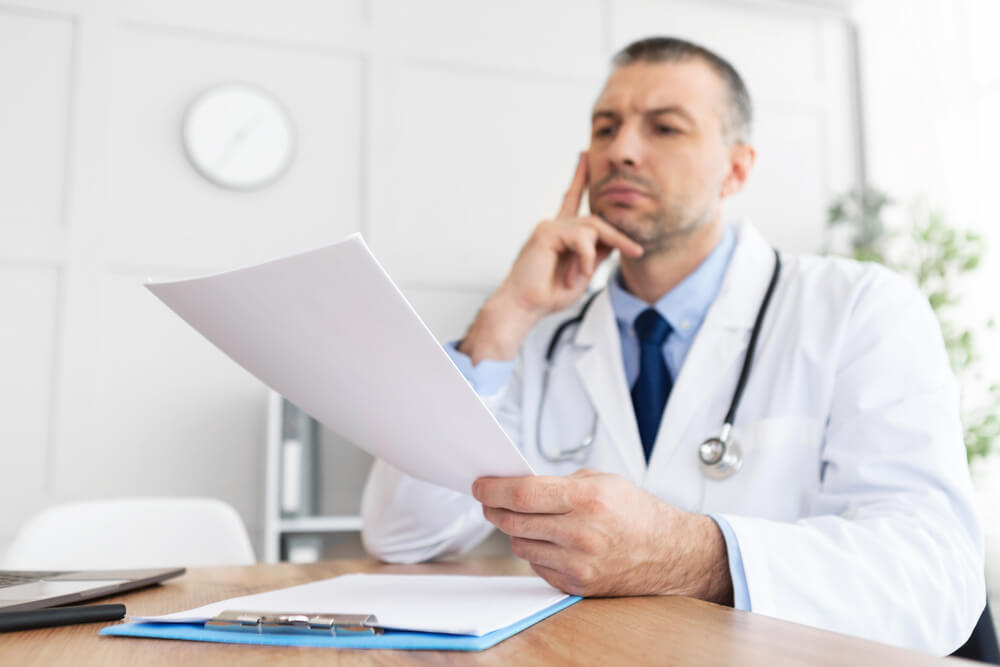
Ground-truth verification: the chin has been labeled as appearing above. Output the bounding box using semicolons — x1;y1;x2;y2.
594;207;646;243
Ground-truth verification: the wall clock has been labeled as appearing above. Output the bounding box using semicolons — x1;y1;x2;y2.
182;83;296;191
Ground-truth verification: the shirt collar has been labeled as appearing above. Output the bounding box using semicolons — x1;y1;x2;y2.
607;224;737;342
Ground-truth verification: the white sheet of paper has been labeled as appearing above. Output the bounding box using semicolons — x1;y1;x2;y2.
130;574;570;636
147;234;534;494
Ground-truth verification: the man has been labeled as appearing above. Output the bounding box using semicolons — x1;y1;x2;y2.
361;37;984;654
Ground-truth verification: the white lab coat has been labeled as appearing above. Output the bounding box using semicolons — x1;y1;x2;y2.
361;221;985;654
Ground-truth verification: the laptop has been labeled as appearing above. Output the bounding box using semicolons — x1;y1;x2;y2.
0;568;185;612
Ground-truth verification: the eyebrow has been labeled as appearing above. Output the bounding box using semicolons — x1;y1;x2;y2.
591;106;696;125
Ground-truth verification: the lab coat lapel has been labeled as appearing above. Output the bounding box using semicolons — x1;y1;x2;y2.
646;222;778;476
572;290;647;483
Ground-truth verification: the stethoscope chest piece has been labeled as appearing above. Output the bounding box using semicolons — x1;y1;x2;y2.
698;425;743;480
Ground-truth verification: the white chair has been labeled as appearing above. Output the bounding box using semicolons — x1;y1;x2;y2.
2;497;256;570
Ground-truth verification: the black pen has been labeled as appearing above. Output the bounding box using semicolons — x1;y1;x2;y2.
0;604;126;633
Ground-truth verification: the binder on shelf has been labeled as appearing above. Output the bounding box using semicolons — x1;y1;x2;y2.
99;573;581;652
279;398;317;518
282;534;323;564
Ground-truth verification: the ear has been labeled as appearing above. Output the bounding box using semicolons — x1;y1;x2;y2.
720;143;756;198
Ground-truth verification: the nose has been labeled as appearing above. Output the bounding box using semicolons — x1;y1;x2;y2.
605;121;642;169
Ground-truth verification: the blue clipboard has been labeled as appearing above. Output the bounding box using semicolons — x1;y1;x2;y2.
100;596;581;651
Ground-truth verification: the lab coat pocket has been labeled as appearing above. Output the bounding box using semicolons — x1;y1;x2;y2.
703;416;824;520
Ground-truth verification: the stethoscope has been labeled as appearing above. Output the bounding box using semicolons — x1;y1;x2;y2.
536;249;782;480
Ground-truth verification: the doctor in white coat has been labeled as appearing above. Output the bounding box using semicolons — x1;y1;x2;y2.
361;37;985;654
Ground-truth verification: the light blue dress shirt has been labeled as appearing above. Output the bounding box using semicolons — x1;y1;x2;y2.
446;224;751;611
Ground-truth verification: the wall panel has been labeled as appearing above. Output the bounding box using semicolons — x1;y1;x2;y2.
110;27;363;269
121;0;366;48
0;9;74;229
0;265;60;537
376;0;605;77
726;106;828;253
611;0;826;104
49;270;264;526
370;65;598;288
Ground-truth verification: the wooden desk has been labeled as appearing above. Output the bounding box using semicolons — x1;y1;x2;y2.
0;559;965;666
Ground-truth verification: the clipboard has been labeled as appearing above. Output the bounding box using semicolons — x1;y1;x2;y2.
100;597;580;651
99;574;582;651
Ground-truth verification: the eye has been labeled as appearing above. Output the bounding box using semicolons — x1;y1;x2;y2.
656;125;679;135
592;125;615;138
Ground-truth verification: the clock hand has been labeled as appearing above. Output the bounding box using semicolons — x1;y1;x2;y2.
210;112;268;174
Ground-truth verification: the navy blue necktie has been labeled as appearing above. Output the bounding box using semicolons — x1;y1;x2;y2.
631;308;673;462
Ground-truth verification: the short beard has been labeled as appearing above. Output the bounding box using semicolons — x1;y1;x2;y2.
596;196;716;256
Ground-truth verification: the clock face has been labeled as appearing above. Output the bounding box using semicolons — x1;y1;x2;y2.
182;83;295;191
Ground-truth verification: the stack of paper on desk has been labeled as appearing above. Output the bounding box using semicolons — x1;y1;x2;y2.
100;574;581;651
146;234;535;495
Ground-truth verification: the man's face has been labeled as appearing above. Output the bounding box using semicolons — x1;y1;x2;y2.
588;60;736;252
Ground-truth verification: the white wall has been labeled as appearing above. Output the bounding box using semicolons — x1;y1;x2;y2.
0;0;859;559
854;0;1000;360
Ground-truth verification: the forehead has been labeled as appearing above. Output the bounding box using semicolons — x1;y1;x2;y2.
593;59;727;121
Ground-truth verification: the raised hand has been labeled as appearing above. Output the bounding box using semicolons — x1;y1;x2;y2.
459;153;643;363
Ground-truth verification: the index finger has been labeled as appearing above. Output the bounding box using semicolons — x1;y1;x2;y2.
556;152;589;219
472;476;574;514
583;216;644;258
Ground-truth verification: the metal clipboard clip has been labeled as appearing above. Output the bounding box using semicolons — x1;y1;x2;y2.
206;610;385;636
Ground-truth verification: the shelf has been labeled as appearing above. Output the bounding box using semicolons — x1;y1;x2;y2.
277;516;363;533
265;391;371;562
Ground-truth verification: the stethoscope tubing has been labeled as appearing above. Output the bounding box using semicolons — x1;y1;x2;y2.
721;248;781;429
536;249;782;475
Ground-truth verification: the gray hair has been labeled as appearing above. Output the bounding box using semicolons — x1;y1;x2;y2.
612;36;753;144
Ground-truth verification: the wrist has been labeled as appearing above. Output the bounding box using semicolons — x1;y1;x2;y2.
459;288;544;364
690;514;735;606
653;511;733;605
